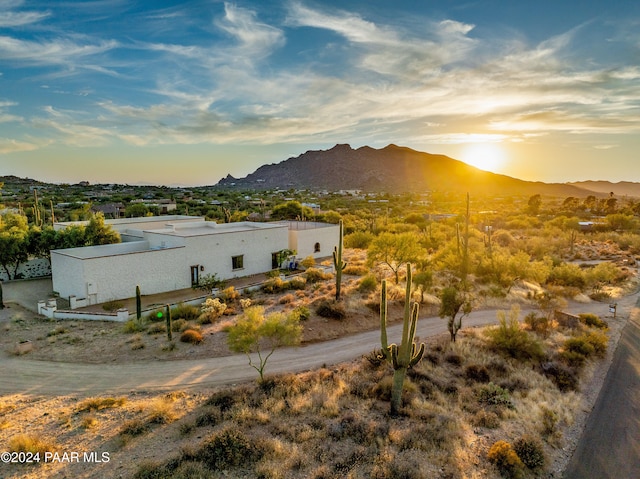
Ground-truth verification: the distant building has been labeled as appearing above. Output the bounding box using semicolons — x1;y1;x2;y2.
51;216;339;306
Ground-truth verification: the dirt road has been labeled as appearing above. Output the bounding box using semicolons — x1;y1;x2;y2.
0;299;621;396
563;304;640;479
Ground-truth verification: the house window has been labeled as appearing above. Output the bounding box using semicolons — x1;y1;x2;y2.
314;242;321;253
232;255;244;270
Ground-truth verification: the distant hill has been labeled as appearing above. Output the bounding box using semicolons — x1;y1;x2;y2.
217;144;600;197
568;181;640;198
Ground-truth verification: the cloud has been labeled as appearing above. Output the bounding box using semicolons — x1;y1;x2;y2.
0;138;39;154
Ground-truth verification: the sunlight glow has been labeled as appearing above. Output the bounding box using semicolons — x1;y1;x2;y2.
460;142;508;172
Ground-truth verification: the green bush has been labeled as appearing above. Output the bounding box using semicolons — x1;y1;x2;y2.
171;303;200;321
123;319;146;334
291;305;311;321
523;312;552;337
465;364;491;383
540;361;579;392
547;263;586;289
288;276;307;290
219;286;240;302
477;383;513;408
514;435;546;470
343;264;369;276
192;428;264;470
579;313;608;330
584;330;608;356
485;313;545;361
487;440;525;479
262;277;288;294
315;300;346;320
358;274;378;293
180;329;204;344
305;267;332;283
344;231;374;249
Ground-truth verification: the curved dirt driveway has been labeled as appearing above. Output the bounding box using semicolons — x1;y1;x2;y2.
0;298;627;396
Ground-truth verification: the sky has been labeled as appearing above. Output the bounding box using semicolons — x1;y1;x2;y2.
0;0;639;187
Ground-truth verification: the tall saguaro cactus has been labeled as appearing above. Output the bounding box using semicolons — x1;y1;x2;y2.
380;264;426;415
0;281;5;310
333;220;347;301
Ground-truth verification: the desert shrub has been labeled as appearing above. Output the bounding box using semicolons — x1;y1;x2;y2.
465;364;491;383
344;231;375;249
194;407;223;428
147;322;166;335
192;428;265;470
547;263;586;288
279;293;295;304
205;391;237;412
485;309;545;361
171;318;186;332
290;305;310;321
120;418;151;437
471;409;501;428
146;398;178;425
300;255;316;269
514;435;546;470
493;230;516;247
477;383;513;408
523;312;552;337
305;267;332;283
583;330;608;356
579;313;608;330
199;298;227;323
586;261;624;286
540;406;559;436
8;434;57;454
263;277;287;294
444;352;463;366
563;336;595;357
180;329;204;344
343;264;369;276
487;440;525;479
123;319;146;333
315;300;346;320
76;396;126;412
146;309;165;322
540;361;579;392
102;299;124;312
288;276;307;290
219;286;240;303
358;274;377;293
171;303;200;321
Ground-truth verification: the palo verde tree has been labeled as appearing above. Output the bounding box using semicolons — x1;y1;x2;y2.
380;264;426;415
227;306;302;382
367;231;424;283
333;219;347;301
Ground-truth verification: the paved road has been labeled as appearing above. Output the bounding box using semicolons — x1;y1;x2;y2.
563;303;640;479
0;297;623;396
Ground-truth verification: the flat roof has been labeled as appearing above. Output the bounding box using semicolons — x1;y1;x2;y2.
146;221;288;237
51;240;184;260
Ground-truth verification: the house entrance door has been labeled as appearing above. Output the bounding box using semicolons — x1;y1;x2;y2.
190;265;199;286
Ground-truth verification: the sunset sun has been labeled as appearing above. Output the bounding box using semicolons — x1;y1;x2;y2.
460;142;507;173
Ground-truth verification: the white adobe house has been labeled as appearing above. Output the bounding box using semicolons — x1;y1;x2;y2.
51;216;339;306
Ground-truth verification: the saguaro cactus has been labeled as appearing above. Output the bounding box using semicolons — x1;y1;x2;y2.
0;281;5;310
380;264;425;415
333;219;347;301
165;304;173;341
136;285;142;321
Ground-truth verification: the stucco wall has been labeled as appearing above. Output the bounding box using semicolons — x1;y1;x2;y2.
52;245;186;304
183;224;289;280
288;223;340;259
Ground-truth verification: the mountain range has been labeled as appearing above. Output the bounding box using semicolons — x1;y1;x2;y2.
217;144;639;197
